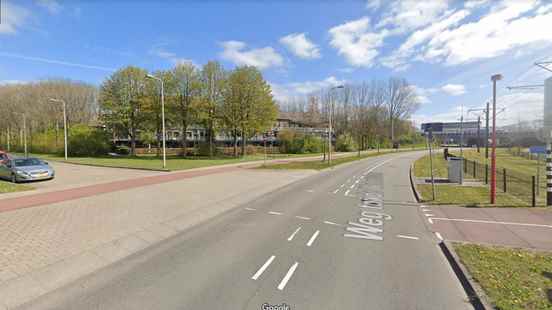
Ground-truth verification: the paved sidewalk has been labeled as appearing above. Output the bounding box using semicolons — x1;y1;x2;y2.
422;205;552;251
0;168;315;309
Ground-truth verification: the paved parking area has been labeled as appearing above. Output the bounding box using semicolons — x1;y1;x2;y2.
2;161;162;198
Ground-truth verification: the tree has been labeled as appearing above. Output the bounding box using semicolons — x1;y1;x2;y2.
200;61;226;157
99;66;148;156
384;78;420;141
170;63;202;156
221;66;277;157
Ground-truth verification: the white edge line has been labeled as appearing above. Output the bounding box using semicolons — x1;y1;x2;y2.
435;232;443;240
323;220;342;226
287;227;302;241
268;211;283;215
431;217;552;229
396;234;419;240
251;255;275;280
306;230;320;247
245;207;256;211
277;262;299;290
421;209;431;213
428;218;434;224
425;213;435;217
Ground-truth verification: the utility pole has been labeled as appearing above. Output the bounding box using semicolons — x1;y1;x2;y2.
23;114;28;158
459;105;464;156
545;76;552;206
490;74;503;204
485;101;490;159
477;115;481;153
49;98;68;160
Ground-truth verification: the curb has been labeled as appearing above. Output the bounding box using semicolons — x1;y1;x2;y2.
409;163;422;203
439;241;494;310
46;159;172;172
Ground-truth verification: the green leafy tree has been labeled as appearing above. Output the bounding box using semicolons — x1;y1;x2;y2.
99;66;148;155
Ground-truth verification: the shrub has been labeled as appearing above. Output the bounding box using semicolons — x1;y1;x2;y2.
336;133;357;152
67;124;111;156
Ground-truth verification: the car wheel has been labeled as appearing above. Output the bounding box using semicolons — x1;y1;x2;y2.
11;174;18;183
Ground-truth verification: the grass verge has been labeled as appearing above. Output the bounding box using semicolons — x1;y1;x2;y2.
454;243;552;310
418;184;529;207
0;180;34;194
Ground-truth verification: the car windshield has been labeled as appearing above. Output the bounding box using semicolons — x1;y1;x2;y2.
13;158;43;167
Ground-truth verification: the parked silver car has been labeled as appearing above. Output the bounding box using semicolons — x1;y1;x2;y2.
0;157;55;183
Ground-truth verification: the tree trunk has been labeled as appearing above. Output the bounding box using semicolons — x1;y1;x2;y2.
181;119;188;157
233;129;238;157
241;128;246;157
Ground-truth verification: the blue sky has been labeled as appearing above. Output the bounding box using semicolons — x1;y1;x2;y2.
1;0;552;127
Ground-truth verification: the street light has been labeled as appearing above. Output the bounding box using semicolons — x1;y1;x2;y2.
490;74;503;204
328;85;344;166
146;74;167;169
49;98;68;160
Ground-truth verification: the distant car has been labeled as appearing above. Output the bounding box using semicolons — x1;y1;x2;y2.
0;157;55;183
0;151;9;165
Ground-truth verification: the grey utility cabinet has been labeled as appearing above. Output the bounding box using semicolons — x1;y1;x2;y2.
448;157;464;184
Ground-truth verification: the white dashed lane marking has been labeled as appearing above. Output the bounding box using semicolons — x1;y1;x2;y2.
306;230;320;247
268;211;283;216
287;227;302;241
277;262;299;290
244;207;256;211
323;220;343;227
251;255;275;280
295;216;311;220
396;234;419;240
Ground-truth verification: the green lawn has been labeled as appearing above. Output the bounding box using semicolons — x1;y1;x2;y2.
16;152;324;171
414;149;533;207
418;184;530;207
454;148;542;179
259;148;422;170
0;180;33;194
454;243;552;310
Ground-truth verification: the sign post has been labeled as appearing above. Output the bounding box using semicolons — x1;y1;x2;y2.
544;77;552;206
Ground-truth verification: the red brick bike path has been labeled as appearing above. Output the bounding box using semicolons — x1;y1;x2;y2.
0;165;243;213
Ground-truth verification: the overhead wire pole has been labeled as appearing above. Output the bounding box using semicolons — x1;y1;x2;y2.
485;102;490;159
49;98;68;160
490;74;503;205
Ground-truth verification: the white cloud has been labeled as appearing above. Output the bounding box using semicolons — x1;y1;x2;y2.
270;76;346;102
496;91;544;126
0;52;115;71
422;0;552;65
37;0;62;14
377;0;451;33
441;84;466;96
219;41;284;70
381;9;470;69
0;80;28;85
411;85;438;104
150;47;196;67
279;33;321;59
365;0;381;10
329;17;387;67
0;1;30;34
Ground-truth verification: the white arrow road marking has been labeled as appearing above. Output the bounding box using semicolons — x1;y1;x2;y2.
251;255;275;280
396;234;419;240
287;227;302;241
277;262;299;290
306;230;320;247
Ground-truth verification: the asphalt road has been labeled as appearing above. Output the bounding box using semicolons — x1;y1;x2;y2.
20;151;472;310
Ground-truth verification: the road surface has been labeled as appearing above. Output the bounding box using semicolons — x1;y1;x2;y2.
20;151;472;310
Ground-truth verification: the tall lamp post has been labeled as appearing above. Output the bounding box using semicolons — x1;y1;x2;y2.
328;85;344;166
490;74;502;204
146;74;167;169
49;98;68;160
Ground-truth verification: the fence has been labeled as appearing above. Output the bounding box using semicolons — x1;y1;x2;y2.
462;158;539;207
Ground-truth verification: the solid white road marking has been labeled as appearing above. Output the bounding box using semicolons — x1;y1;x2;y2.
251;255;275;280
421;209;432;212
277;262;299;290
306;230;320;247
287;227;302;241
349;184;356;189
333;189;340;194
425;213;435;217
344;189;351;196
428;218;434;224
295;216;311;220
268;211;283;215
431;217;552;229
323;220;342;227
435;232;443;240
396;234;419;240
245;207;256;211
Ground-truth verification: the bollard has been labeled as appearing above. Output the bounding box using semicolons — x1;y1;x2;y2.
473;161;476;178
503;168;507;192
532;176;536;207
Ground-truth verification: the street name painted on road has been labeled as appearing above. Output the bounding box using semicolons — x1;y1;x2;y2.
344;191;391;241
